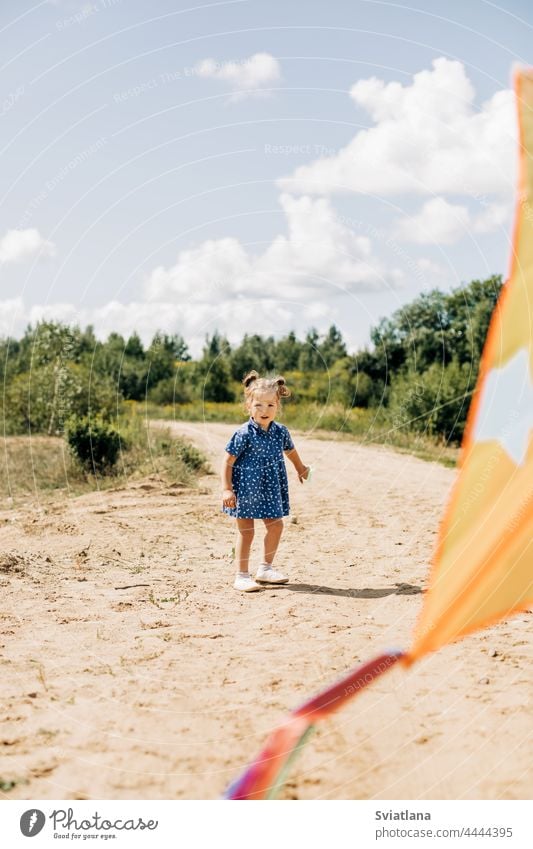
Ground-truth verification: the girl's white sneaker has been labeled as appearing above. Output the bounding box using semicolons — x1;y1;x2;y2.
255;564;289;584
234;573;262;592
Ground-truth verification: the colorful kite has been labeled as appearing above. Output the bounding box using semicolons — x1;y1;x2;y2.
224;68;533;800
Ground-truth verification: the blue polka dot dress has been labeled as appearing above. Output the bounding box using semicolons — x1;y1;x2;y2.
223;417;295;519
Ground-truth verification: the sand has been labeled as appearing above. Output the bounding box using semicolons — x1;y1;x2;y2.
0;421;531;800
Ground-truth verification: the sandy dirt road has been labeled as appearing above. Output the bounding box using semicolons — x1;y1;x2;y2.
0;421;531;800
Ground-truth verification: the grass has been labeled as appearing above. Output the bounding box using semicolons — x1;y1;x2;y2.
142;401;459;467
114;409;211;480
0;435;79;503
0;411;211;508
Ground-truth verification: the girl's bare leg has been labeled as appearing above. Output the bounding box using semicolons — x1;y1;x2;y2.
262;518;283;565
235;518;255;573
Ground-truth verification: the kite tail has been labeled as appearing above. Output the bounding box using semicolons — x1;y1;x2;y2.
224;650;404;800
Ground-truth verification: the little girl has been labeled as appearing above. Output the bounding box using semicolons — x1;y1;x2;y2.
221;370;310;592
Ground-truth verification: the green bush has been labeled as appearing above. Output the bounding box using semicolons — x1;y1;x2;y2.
66;416;122;473
147;372;193;405
173;438;209;472
110;411;211;481
387;360;474;443
1;363;118;436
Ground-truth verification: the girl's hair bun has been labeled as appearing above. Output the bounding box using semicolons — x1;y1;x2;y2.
242;370;259;388
242;371;291;403
275;376;291;398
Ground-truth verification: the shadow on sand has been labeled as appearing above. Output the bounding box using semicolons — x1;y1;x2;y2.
268;582;422;598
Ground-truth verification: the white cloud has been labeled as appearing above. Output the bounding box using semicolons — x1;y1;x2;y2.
28;302;80;326
147;237;251;302
97;297;313;357
0;228;55;264
278;58;516;197
254;194;384;292
0;298;24;337
416;257;447;276
4;194;390;355
394;196;513;245
195;52;281;98
394;197;471;244
145;193;394;306
3;297;317;358
303;300;331;320
472;201;512;234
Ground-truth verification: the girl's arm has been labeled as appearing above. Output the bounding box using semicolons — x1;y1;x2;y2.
221;451;237;507
284;447;310;483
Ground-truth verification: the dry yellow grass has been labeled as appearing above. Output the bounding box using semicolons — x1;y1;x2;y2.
0;425;210;510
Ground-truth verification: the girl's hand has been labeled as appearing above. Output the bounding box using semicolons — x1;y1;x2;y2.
222;488;236;508
298;465;310;483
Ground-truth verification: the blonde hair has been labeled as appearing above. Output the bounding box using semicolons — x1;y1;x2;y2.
242;370;291;407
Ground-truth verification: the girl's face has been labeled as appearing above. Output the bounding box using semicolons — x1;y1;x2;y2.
249;391;279;430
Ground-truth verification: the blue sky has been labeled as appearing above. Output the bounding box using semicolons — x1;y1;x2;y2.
1;0;531;354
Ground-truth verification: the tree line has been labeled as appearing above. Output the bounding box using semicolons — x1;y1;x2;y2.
0;274;502;443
